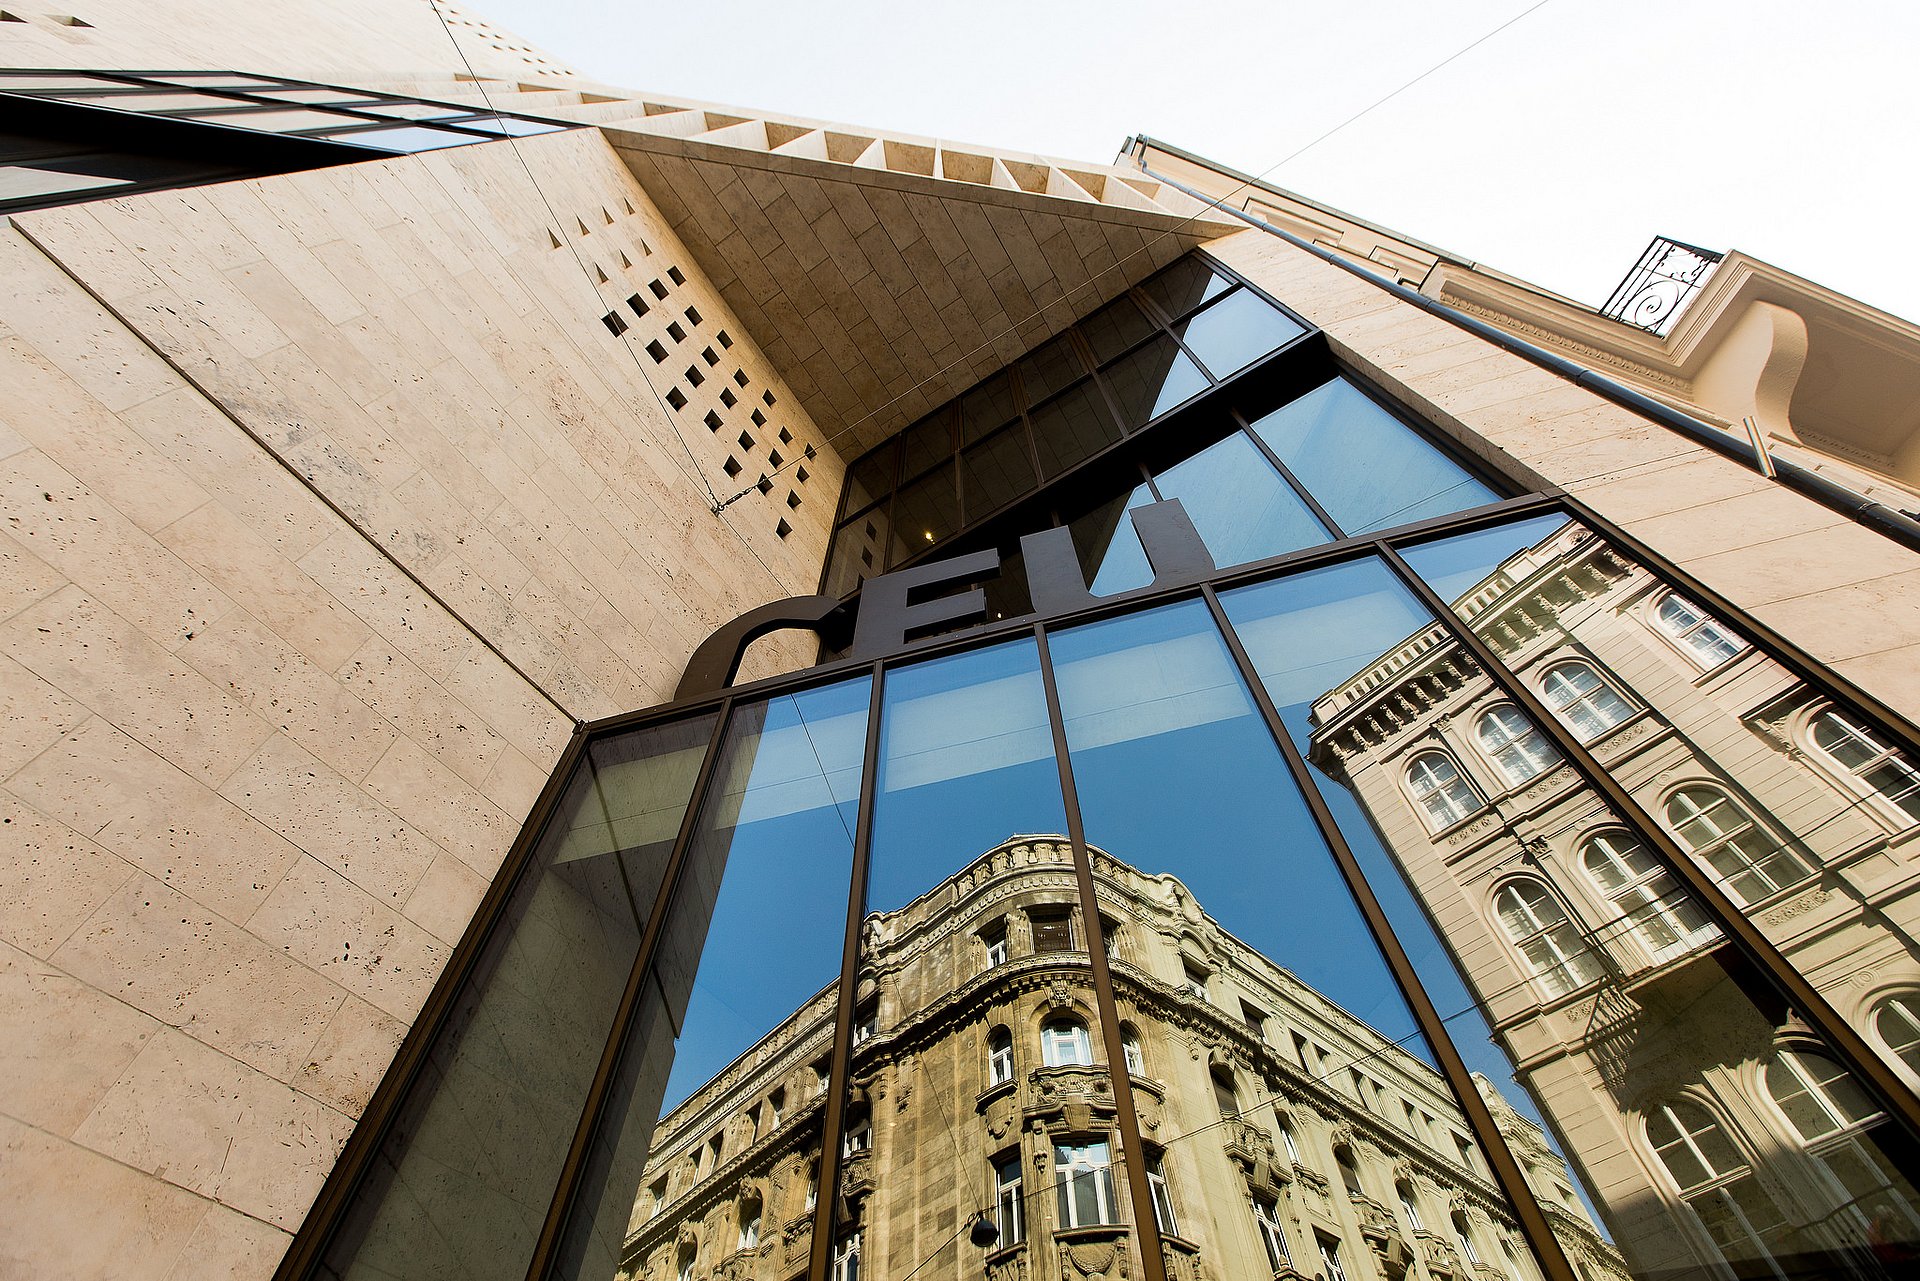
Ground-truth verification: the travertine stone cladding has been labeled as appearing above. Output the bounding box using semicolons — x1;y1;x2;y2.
0;0;572;80
0;129;838;1276
1204;228;1920;721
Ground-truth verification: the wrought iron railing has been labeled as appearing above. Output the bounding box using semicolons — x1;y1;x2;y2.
1600;236;1724;335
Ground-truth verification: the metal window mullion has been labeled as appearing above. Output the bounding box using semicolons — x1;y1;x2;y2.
1373;541;1920;1143
1033;623;1172;1281
807;662;887;1281
527;696;737;1280
275;726;595;1281
1196;586;1581;1281
1229;406;1347;539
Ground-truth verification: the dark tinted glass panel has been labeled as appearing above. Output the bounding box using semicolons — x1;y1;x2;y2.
1224;547;1920;1280
1101;336;1208;429
900;407;956;482
1149;430;1329;567
961;422;1038;521
1069;481;1157;597
1173;287;1304;380
889;466;959;564
958;372;1019;447
1139;256;1229;320
843;444;897;515
1016;331;1086;404
1029;381;1122;478
552;683;868;1281
1247;379;1498;534
1080;294;1156;363
319;714;718;1281
825;501;894;597
984;543;1032;624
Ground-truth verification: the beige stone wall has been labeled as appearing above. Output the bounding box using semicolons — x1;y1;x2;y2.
0;0;576;80
0;130;839;1279
1205;228;1920;725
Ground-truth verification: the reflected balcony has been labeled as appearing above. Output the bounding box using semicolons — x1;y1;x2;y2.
1162;1234;1205;1281
984;1242;1030;1281
1026;1063;1117;1133
1052;1226;1133;1278
1223;1120;1289;1196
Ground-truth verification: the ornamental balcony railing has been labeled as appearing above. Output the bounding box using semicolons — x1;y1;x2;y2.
1600;235;1724;336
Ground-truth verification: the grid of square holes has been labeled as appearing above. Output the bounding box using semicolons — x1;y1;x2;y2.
595;247;816;541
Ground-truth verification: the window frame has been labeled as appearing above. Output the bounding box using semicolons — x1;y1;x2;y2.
1253;1195;1292;1271
1579;827;1718;961
1476;703;1562;788
1053;1139;1120;1229
994;1151;1026;1247
1040;1018;1094;1068
1874;993;1920;1077
988;1026;1016;1087
1804;705;1920;827
1405;748;1483;831
1491;877;1604;998
1662;784;1814;906
1651;590;1745;672
1145;1151;1179;1237
1539;658;1635;743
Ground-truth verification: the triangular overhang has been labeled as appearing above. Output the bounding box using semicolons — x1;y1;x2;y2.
604;113;1238;457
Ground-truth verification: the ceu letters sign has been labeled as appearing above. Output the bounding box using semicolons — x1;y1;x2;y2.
675;499;1215;698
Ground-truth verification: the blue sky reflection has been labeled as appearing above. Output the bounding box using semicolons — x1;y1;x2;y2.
658;679;869;1114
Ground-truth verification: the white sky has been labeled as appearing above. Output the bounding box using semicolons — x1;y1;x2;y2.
472;0;1920;324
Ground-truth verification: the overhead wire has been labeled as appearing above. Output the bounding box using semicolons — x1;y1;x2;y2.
702;0;1563;507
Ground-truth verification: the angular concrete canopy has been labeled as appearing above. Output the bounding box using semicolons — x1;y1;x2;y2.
602;103;1238;457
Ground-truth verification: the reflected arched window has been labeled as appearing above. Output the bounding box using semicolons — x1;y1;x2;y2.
1493;880;1602;996
1580;829;1716;957
1875;995;1920;1074
842;1110;871;1157
1809;708;1920;824
1396;1179;1425;1232
1477;705;1560;787
1212;1068;1238;1120
1122;1024;1146;1077
676;1241;697;1281
988;1026;1014;1086
1041;1018;1093;1067
1541;660;1633;742
1656;594;1742;670
1664;786;1812;905
1407;751;1480;830
1334;1144;1364;1199
1646;1100;1792;1269
1766;1051;1880;1142
1451;1210;1480;1266
737;1195;762;1250
1762;1051;1920;1243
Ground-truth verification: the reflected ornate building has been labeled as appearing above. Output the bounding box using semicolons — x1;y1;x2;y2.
622;838;1624;1281
1307;522;1920;1279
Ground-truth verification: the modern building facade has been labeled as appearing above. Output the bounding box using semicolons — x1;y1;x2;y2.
4;5;1920;1281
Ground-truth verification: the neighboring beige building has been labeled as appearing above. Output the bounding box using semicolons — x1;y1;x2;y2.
3;4;1920;1280
1130;139;1920;501
625;839;1623;1281
1307;520;1920;1278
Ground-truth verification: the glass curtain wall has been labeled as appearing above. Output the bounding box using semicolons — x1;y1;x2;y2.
302;265;1920;1281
